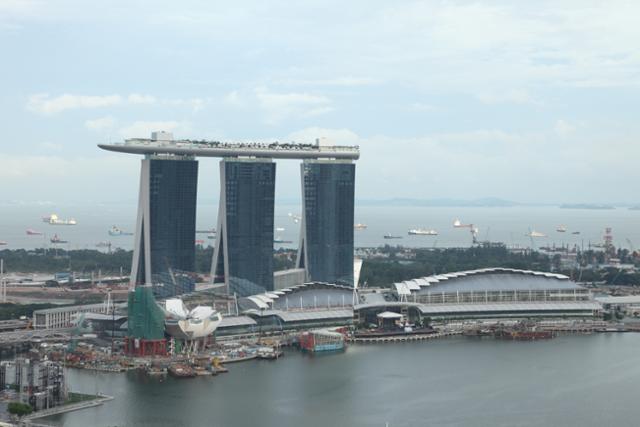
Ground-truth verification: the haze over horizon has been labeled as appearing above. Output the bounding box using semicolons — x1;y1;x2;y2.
1;1;638;205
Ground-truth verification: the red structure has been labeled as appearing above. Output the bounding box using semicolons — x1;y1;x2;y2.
124;337;167;356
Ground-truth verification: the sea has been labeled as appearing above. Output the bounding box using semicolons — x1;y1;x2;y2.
43;333;640;427
1;204;639;252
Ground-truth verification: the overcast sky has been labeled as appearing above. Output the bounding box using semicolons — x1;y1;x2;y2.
1;0;639;205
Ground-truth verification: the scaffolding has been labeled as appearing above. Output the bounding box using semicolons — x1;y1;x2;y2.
125;286;167;356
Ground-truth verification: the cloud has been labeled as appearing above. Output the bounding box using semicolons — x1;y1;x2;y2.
85;116;116;132
410;102;439;112
26;93;205;115
127;93;156;104
38;141;62;151
255;87;333;124
475;89;539;106
284;76;380;87
27;93;122;114
554;119;576;137
286;127;361;146
118;121;191;138
224;87;333;125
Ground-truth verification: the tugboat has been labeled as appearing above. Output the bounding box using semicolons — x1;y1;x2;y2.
50;234;68;244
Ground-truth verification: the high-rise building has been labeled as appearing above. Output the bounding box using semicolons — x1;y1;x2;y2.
212;158;276;296
297;160;355;286
131;156;198;298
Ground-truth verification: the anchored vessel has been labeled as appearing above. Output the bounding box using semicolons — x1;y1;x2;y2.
43;214;77;225
108;226;133;236
408;228;438;236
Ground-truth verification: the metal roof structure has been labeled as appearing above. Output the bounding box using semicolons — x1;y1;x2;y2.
402;268;577;294
416;301;601;315
218;316;257;328
595;295;640;305
244;308;352;323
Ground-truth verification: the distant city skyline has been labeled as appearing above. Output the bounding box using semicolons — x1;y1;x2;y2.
1;1;639;204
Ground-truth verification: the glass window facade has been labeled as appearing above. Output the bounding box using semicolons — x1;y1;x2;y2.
299;161;355;286
215;159;276;296
134;158;198;298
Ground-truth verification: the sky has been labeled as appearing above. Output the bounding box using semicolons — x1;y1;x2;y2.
1;0;639;206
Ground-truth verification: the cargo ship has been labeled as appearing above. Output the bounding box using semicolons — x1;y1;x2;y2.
26;229;43;235
274;237;293;244
108;226;133;236
383;234;403;239
299;330;346;353
43;214;77;225
408;228;438;236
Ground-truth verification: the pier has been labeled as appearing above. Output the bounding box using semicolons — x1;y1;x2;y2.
21;394;114;423
352;331;461;344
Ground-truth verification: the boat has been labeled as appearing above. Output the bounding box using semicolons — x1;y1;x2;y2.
299;330;346;353
408;228;438;236
196;228;216;234
207;234;216;240
383;234;403;239
96;241;111;248
354;223;367;230
108;225;133;236
50;234;68;244
526;230;546;238
495;329;555;340
276;227;285;232
168;363;196;378
256;346;283;360
454;219;475;228
146;365;168;376
288;213;301;223
572;231;581;235
274;237;293;244
0;241;7;246
556;225;567;233
44;214;77;225
26;229;43;236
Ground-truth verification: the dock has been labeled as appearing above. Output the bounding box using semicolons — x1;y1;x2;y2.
352;331;461;344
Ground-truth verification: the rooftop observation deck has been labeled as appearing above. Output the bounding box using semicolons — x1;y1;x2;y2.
98;138;360;160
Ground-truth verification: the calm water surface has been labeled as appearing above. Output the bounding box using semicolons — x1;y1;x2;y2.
2;204;639;251
46;334;640;427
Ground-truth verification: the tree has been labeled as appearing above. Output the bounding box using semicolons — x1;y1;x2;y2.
8;401;33;417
